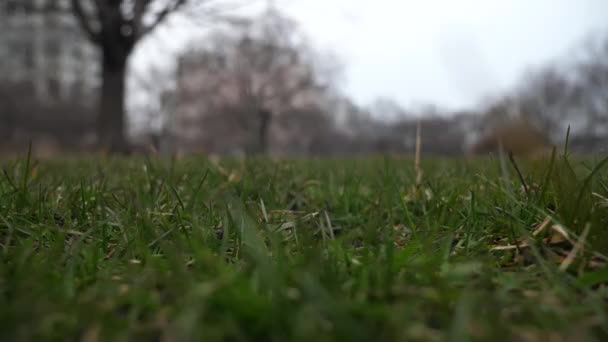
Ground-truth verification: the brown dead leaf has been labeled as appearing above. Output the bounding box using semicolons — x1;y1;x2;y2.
80;324;100;342
544;233;568;245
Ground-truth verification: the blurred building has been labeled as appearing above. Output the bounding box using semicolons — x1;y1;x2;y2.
0;0;99;103
166;6;342;155
173;46;329;154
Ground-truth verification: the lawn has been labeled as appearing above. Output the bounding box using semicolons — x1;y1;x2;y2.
1;151;608;341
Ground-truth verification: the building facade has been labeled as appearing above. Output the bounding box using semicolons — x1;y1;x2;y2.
0;0;99;103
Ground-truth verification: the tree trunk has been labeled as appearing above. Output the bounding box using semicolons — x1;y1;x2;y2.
98;51;129;153
258;109;271;154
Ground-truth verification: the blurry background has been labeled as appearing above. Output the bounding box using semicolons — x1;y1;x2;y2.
1;0;607;157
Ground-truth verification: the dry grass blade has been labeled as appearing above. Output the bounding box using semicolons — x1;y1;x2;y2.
324;211;335;239
260;199;269;223
508;152;529;196
550;224;574;244
559;224;591;271
532;216;552;236
490;243;530;251
276;222;296;232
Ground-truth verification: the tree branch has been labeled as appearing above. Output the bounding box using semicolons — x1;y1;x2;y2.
133;0;154;38
70;0;101;44
141;0;188;38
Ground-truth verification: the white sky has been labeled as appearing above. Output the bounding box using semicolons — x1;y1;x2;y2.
132;0;608;118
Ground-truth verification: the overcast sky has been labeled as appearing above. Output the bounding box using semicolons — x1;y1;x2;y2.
132;0;608;117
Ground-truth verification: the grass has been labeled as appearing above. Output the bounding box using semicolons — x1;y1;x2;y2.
1;151;608;341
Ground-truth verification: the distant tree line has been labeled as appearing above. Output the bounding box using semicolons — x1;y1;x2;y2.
1;2;607;157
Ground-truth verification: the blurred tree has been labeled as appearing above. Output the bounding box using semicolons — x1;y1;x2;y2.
367;97;408;122
70;0;187;152
516;66;575;136
70;0;233;152
505;34;608;150
575;37;608;134
470;117;553;157
174;7;338;153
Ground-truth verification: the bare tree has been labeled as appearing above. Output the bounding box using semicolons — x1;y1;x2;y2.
175;7;337;153
69;0;238;152
516;66;576;136
575;36;608;133
501;34;608;149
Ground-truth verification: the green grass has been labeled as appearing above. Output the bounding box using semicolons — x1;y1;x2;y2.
1;152;608;341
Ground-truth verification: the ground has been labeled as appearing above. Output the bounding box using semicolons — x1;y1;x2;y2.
1;152;607;341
